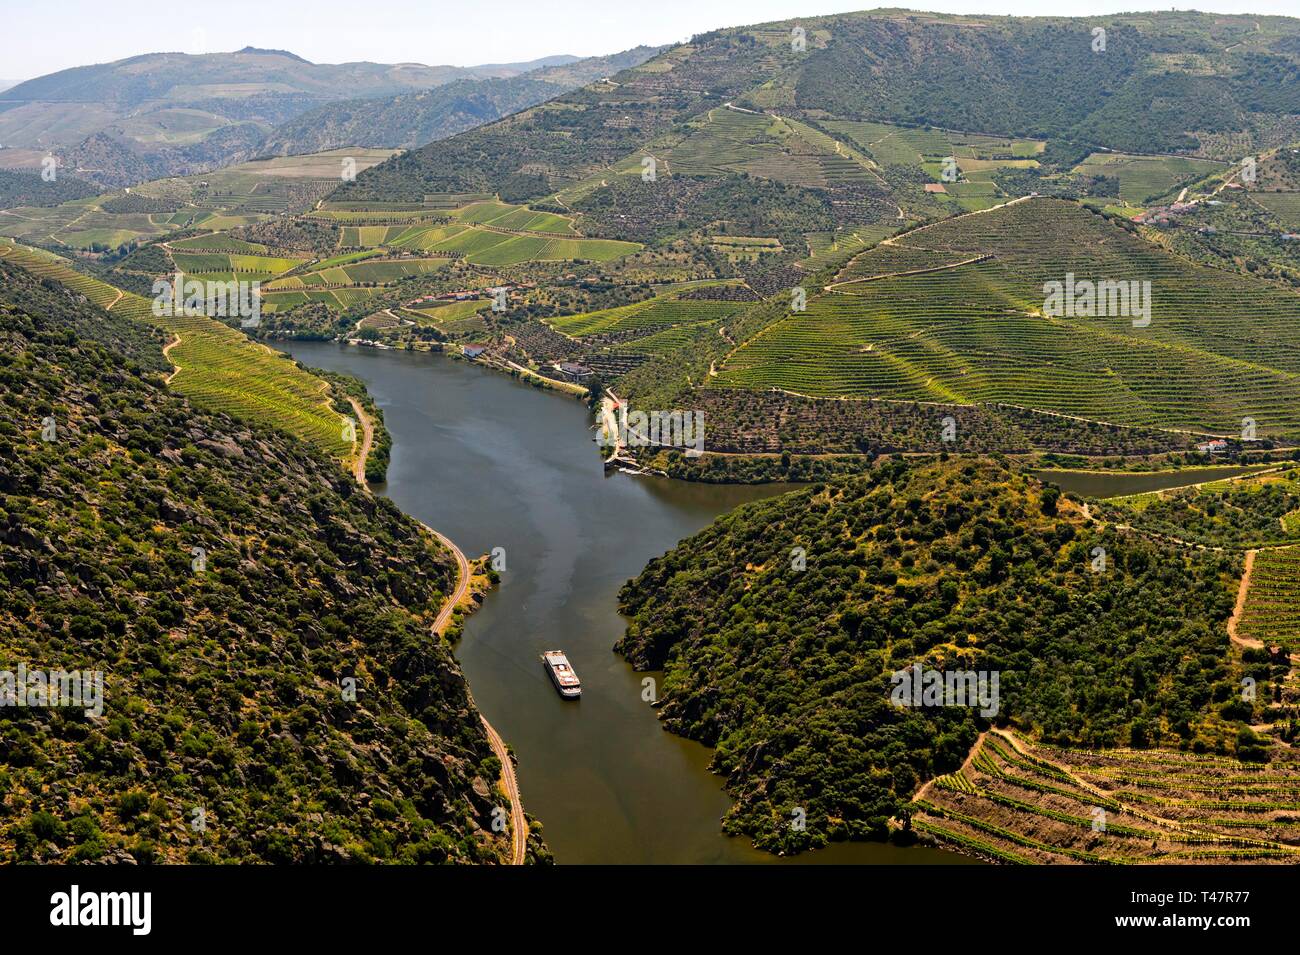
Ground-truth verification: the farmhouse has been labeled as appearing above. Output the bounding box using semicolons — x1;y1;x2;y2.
924;183;947;194
556;361;595;383
462;343;489;358
1195;439;1229;454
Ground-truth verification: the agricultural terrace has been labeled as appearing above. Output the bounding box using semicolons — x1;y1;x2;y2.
259;288;385;314
545;293;752;339
915;732;1300;863
713;197;1300;440
658;106;886;192
1073;152;1228;204
0;242;352;458
1239;547;1300;650
170;250;309;283
1252;192;1300;230
331;198;641;266
823;120;1045;209
800;224;899;269
0;149;395;251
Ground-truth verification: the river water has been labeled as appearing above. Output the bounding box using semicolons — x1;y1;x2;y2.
278;342;968;865
1031;465;1272;498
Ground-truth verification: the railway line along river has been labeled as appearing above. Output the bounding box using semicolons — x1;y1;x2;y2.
279;342;969;865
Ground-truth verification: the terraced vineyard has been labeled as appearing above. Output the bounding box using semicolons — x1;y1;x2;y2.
172;251;308;282
0;241;351;458
260;287;385;313
800;224;898;269
825;120;1043;183
915;732;1300;863
713;197;1300;440
0;149;395;251
1239;546;1300;649
545;294;747;338
658;106;888;195
1073;152;1228;204
268;257;451;289
340;213;638;265
1253;192;1300;230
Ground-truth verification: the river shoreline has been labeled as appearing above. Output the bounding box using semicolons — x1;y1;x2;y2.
278;340;973;865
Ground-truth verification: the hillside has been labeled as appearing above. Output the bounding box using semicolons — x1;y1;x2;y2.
0;48;578;186
615;457;1245;853
711;197;1300;440
0;258;528;863
341;9;1300;204
262;47;662;156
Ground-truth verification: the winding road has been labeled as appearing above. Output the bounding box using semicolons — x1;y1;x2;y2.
347;397;527;864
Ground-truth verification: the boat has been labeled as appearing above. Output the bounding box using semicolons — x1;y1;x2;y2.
541;650;581;699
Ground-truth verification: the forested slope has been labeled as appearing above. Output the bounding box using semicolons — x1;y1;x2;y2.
617;457;1242;852
0;261;512;863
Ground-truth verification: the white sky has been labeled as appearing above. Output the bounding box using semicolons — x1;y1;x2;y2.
3;1;1296;82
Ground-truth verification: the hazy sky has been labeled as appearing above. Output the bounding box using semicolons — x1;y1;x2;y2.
4;0;1296;81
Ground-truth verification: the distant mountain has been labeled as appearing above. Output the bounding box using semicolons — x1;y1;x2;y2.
0;80;20;93
262;46;662;156
0;48;580;186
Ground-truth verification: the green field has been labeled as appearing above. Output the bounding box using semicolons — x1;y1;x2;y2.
260;288;384;312
547;295;747;338
0;148;397;250
659;107;884;190
1240;546;1300;648
1253;192;1300;230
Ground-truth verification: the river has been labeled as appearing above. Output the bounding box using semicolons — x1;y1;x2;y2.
1031;464;1274;498
278;342;969;865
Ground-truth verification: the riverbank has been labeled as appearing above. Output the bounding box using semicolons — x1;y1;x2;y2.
345;389;528;866
277;341;970;864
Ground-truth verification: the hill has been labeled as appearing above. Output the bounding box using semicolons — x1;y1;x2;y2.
0;258;525;863
711;197;1300;441
340;9;1300;204
616;456;1244;853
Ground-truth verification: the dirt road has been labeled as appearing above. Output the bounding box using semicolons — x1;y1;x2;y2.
348;397;527;864
1228;549;1263;650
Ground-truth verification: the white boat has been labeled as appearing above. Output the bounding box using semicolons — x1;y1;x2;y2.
541;650;581;698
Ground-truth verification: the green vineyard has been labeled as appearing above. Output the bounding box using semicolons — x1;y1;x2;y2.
0;241;351;459
545;294;748;338
1239;546;1300;649
915;732;1300;863
713;198;1300;439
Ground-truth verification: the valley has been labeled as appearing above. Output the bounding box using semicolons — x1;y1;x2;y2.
3;5;1300;878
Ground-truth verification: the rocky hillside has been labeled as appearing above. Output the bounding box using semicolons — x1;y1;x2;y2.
0;261;518;863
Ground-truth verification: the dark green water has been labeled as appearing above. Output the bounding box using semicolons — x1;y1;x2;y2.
279;342;970;865
1032;465;1271;499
